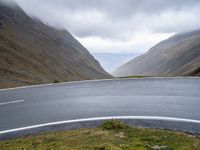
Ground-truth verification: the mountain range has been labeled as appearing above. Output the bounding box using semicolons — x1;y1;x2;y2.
0;2;111;89
113;29;200;77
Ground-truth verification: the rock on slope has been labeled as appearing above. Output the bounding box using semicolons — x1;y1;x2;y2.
0;2;111;89
113;30;200;77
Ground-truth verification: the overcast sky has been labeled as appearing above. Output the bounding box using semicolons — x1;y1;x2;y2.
7;0;200;54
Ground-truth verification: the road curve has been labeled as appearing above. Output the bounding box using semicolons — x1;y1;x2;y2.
0;78;200;136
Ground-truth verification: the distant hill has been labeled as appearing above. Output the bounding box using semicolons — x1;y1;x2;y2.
113;30;200;77
92;53;137;72
0;2;111;89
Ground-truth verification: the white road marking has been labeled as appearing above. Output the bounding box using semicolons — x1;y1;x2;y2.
0;100;24;106
0;116;200;134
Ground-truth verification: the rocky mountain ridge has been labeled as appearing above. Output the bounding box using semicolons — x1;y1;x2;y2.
0;2;111;88
114;29;200;77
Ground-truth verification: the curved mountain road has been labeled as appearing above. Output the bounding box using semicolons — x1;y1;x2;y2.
0;78;200;139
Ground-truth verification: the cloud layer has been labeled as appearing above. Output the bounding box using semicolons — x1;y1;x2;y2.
3;0;200;53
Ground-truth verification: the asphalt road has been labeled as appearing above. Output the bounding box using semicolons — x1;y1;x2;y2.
0;78;200;134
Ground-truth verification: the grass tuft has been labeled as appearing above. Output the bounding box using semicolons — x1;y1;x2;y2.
100;120;130;130
53;79;60;83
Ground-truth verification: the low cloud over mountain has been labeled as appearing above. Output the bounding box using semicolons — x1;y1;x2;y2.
2;0;200;53
0;1;111;88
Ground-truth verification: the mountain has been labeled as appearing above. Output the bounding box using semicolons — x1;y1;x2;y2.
0;2;111;89
92;53;137;72
113;30;200;77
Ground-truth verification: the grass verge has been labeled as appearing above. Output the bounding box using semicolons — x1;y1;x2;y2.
53;79;60;83
0;120;200;150
119;76;149;78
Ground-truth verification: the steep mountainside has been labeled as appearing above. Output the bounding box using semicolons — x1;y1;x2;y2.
0;2;111;88
113;30;200;77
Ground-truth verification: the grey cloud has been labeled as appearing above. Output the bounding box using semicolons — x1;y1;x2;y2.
14;0;200;18
2;0;200;45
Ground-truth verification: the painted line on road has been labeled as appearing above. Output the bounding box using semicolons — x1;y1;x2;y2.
0;100;24;106
0;116;200;135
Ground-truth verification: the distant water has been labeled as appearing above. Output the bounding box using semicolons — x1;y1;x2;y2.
92;53;138;73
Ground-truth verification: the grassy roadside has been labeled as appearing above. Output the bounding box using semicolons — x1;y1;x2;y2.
0;120;199;150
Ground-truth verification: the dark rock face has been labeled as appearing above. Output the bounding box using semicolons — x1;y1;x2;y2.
0;20;2;30
0;2;111;88
113;30;200;77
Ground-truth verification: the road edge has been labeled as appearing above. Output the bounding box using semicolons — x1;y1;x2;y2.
0;116;200;141
0;77;200;91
